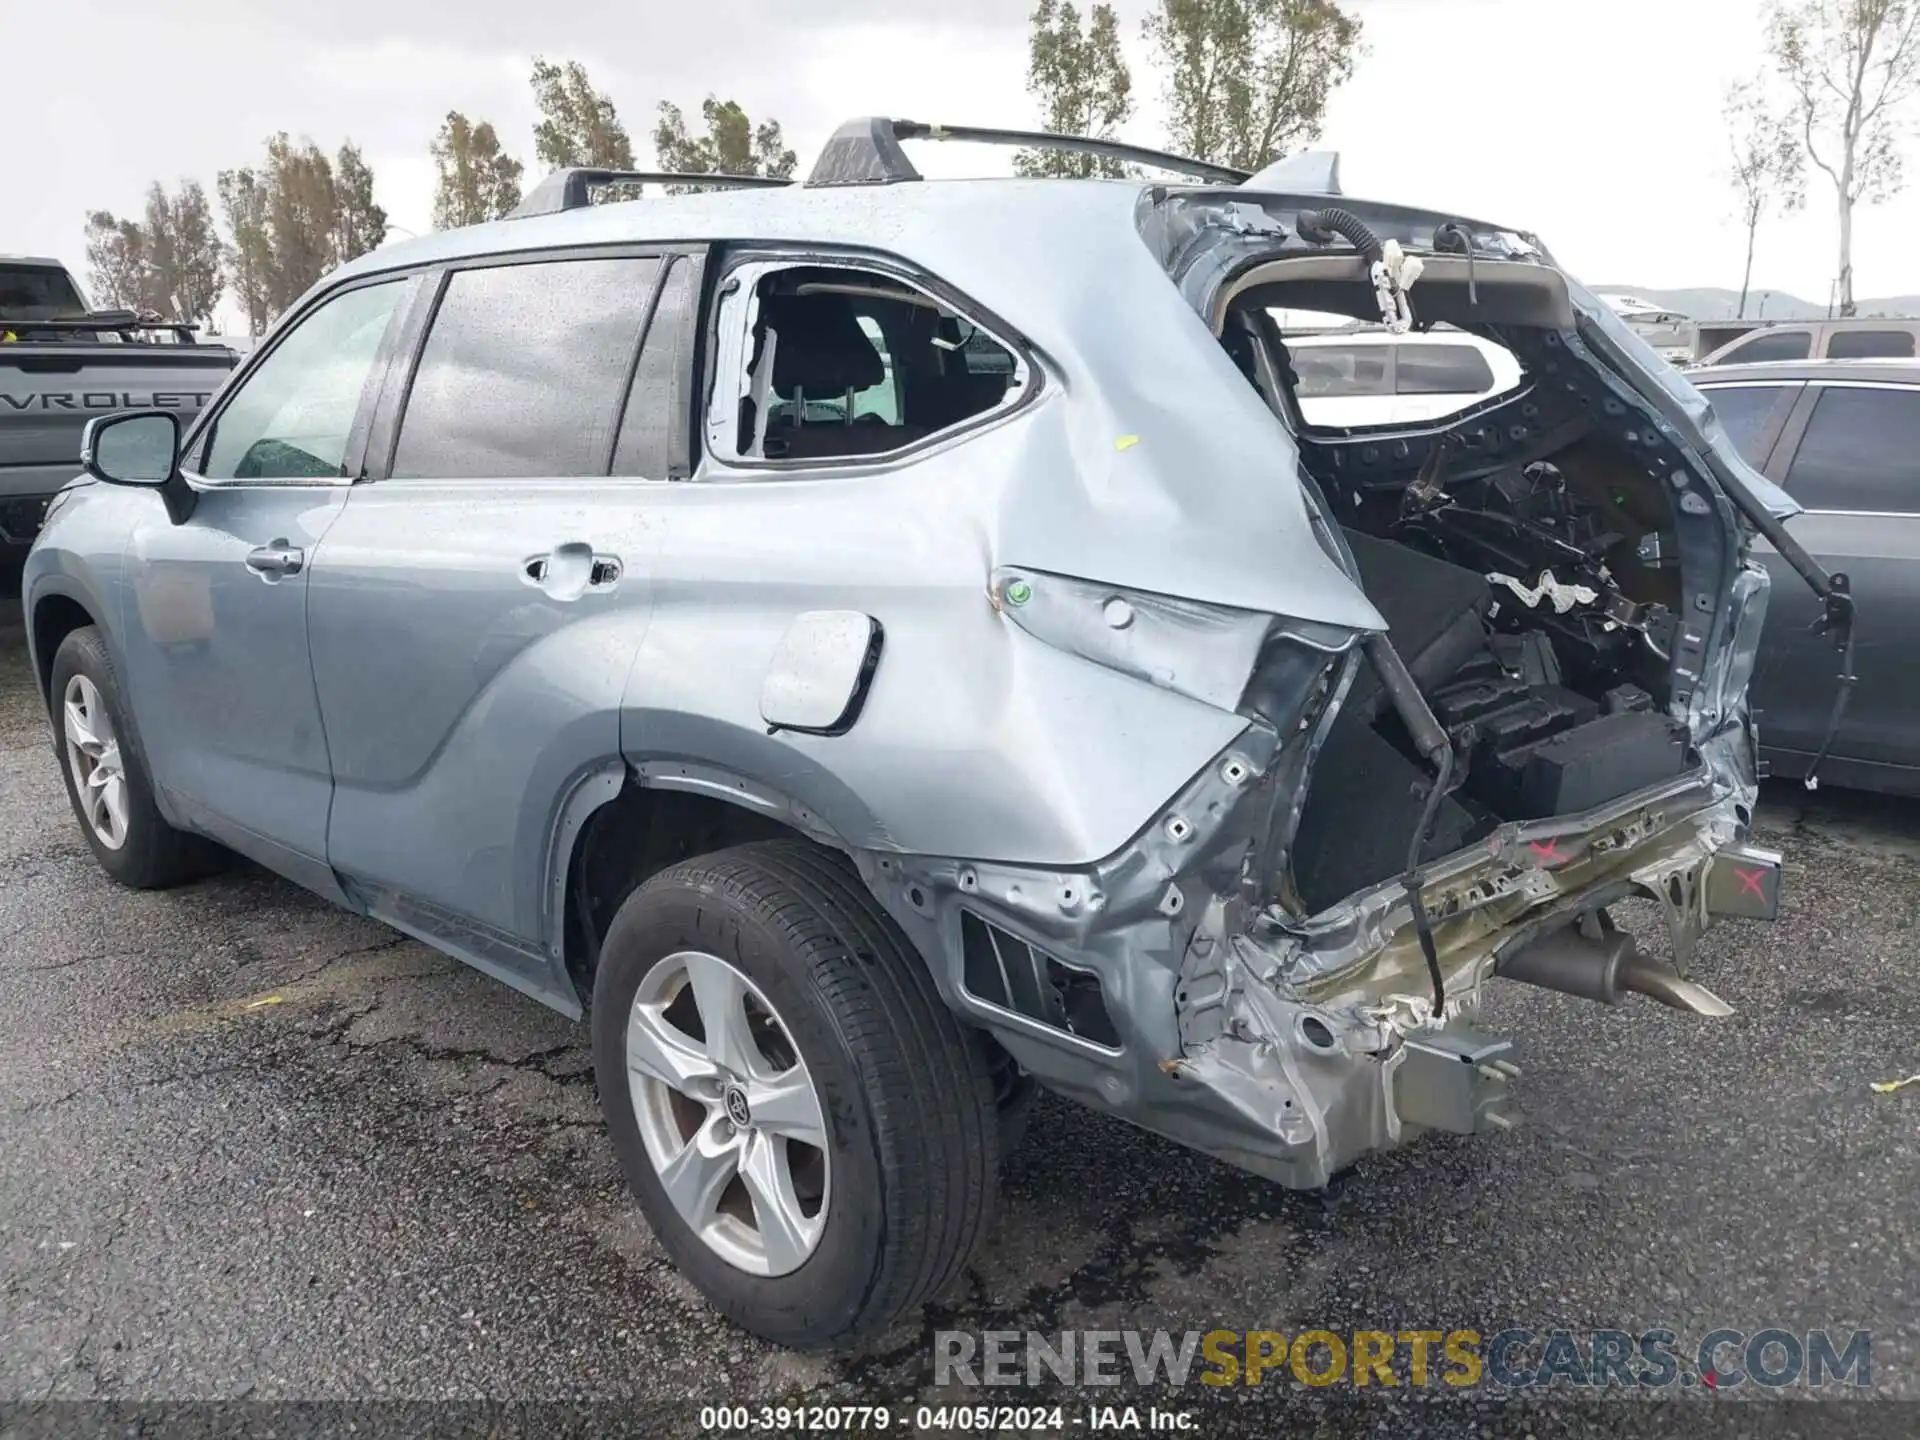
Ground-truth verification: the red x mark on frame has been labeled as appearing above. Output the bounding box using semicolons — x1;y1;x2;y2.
1528;839;1564;866
1734;865;1770;899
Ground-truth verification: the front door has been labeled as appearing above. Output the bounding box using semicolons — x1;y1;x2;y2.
118;277;411;895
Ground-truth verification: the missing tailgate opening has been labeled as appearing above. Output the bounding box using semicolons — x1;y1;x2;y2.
1218;277;1715;913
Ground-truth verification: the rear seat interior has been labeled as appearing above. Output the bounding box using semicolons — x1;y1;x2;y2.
742;277;1012;461
757;293;926;460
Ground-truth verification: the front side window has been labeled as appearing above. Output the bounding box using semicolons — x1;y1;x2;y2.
1825;327;1916;359
1784;385;1920;511
1720;329;1811;365
391;255;661;480
1393;343;1497;396
200;280;406;481
720;263;1022;463
1290;344;1391;398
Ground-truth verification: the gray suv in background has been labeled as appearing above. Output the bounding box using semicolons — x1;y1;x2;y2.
26;120;1818;1349
1695;358;1920;794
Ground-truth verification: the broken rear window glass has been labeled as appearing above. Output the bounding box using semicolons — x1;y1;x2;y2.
734;265;1017;462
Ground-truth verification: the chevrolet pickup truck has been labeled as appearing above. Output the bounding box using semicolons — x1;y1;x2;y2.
1;257;237;552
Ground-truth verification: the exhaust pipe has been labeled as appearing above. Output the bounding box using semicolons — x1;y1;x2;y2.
1497;914;1733;1018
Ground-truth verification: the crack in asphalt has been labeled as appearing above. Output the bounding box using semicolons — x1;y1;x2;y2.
1;950;113;976
266;935;412;988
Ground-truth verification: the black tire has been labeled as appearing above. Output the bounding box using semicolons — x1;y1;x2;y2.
591;839;999;1350
48;625;220;889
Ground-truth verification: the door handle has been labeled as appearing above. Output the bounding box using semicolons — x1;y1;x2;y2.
522;544;621;598
245;542;305;580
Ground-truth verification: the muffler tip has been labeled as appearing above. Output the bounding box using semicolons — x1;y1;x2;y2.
1617;952;1735;1017
1498;919;1735;1018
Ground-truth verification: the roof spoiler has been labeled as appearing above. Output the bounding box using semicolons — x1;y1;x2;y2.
804;117;1250;187
1237;149;1342;196
510;168;793;218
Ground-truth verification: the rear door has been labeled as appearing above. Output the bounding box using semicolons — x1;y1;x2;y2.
306;247;694;995
1750;380;1920;771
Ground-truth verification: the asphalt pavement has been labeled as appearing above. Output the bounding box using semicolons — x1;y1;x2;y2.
1;606;1916;1437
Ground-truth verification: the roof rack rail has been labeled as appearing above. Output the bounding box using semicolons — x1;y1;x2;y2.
510;168;793;219
805;117;1249;188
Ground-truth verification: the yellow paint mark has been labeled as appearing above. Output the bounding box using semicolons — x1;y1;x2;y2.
1115;434;1141;451
1870;1073;1920;1094
122;945;445;1044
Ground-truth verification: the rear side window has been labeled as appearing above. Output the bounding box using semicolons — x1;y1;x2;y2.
1719;329;1811;364
1291;345;1390;398
1784;386;1920;511
1394;343;1496;395
1824;327;1916;359
392;256;661;480
719;262;1022;464
1701;383;1794;466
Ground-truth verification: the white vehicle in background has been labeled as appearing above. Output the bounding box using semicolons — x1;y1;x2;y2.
1597;292;1695;363
1280;325;1522;428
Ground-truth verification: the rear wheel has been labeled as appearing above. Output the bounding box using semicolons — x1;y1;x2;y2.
591;839;999;1349
49;626;219;889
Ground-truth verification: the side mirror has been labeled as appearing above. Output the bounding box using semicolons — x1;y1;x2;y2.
80;410;195;524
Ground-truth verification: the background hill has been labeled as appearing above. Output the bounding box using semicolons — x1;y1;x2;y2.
1592;285;1920;320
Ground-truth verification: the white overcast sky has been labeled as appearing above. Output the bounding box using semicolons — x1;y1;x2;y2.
7;0;1917;316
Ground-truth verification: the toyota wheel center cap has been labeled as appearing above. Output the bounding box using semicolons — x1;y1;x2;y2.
723;1085;752;1128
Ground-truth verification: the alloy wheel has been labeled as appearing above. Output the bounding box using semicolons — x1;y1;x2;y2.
624;949;829;1276
61;674;129;851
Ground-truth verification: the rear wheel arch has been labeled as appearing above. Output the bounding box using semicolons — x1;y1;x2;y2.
559;778;834;1009
556;773;1035;1149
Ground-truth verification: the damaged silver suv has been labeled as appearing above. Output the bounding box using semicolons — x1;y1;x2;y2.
26;119;1850;1350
